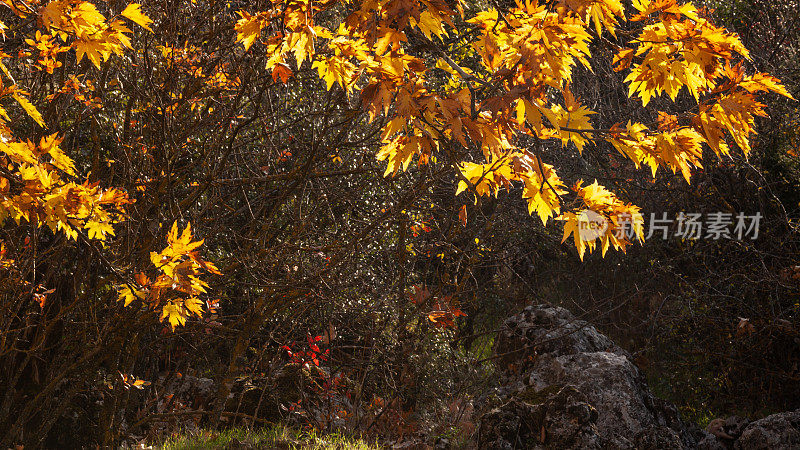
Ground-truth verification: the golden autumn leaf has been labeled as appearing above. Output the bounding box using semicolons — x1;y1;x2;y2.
85;219;115;240
161;302;186;329
117;285;146;306
119;222;218;330
12;91;44;127
235;11;267;51
414;10;448;40
550;102;595;153
377;136;420;177
120;3;153;32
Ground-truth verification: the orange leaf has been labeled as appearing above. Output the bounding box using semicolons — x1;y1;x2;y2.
272;63;293;83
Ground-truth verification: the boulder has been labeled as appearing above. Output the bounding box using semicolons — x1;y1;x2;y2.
479;304;800;449
492;304;624;373
165;375;216;410
734;410;800;450
526;351;695;448
477;304;699;449
478;386;604;450
699;410;800;449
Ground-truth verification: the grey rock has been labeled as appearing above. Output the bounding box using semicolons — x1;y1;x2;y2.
697;431;728;450
477;305;697;449
525;352;693;449
734;410;800;450
493;305;623;373
479;304;800;449
166;375;216;409
724;416;751;439
635;426;686;450
477;386;604;450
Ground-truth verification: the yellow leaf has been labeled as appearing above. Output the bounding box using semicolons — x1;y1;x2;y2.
117;285;145;306
121;3;153;32
551;102;595;153
740;72;795;100
131;379;151;389
289;29;315;67
377;136;419;177
161;302;186;330
559;212;587;260
185;297;204;317
86;219;115;240
75;38;112;68
415;10;448;40
71;1;107;31
12;92;44;127
312;56;355;92
40;134;76;176
235;11;269;51
519;156;566;225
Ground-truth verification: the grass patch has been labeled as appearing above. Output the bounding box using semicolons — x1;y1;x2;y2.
156;424;380;450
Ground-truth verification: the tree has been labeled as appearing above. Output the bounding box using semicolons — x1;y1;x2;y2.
0;0;792;445
233;0;791;259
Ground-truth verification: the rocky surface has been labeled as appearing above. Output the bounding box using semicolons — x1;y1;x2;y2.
477;304;800;449
476;304;696;449
696;411;800;450
491;303;624;373
733;410;800;449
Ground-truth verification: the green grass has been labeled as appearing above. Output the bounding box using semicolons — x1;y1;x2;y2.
157;424;381;450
